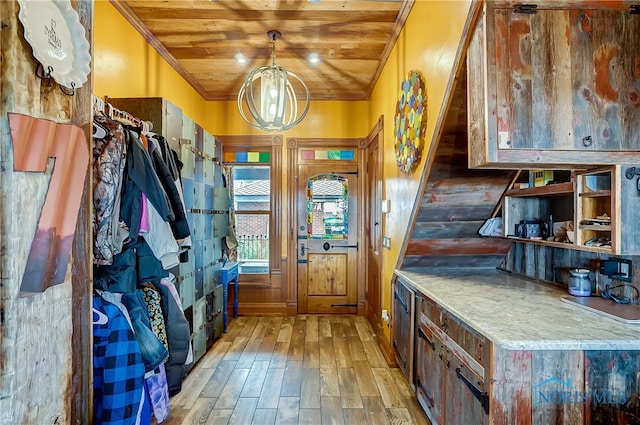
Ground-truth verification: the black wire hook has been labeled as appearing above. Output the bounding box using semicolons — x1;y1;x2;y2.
59;82;76;97
35;63;53;79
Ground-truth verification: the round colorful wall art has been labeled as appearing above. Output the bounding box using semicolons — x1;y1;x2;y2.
394;70;427;174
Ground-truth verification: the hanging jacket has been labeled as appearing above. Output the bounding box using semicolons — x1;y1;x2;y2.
121;291;169;372
92;115;128;265
94;237;168;293
143;199;180;270
94;242;137;293
145;364;170;423
148;137;191;240
120;129;174;240
154;279;191;396
93;295;145;425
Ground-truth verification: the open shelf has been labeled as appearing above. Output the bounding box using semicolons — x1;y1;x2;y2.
578;224;611;231
505;181;573;197
505;236;612;253
578;190;611;198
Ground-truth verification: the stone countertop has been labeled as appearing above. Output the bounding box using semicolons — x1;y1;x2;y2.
395;269;640;351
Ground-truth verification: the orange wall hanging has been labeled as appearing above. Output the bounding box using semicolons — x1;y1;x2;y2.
9;113;89;295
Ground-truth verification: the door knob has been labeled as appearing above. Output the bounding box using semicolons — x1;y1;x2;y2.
323;242;331;251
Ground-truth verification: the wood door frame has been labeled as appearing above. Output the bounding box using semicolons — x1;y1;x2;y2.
362;116;384;336
287;137;365;315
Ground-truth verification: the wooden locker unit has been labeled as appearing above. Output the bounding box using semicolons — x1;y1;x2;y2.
107;97;228;367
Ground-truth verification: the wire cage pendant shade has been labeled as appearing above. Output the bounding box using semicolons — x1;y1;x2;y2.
238;30;310;132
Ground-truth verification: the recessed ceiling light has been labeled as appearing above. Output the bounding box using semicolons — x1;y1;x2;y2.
308;0;321;3
235;53;247;64
307;53;321;65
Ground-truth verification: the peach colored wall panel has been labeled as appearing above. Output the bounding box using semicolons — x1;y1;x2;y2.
9;113;89;295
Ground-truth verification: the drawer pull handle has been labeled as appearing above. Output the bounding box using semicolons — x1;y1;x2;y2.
417;378;435;407
417;327;435;350
455;367;489;415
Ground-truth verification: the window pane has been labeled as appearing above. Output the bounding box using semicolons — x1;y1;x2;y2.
307;174;348;240
233;166;270;212
235;214;269;274
232;165;270;274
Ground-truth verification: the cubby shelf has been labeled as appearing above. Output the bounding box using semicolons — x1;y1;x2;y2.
504;182;573;198
503;166;640;255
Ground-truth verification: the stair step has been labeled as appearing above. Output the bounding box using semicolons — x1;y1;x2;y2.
405;237;513;256
411;221;485;239
401;254;507;271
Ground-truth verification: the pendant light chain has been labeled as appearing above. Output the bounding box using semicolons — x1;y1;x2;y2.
271;34;277;67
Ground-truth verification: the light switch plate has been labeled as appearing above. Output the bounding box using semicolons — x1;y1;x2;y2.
383;236;391;249
381;199;390;214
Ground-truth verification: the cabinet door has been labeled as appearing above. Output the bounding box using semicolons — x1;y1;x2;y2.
445;350;488;425
468;3;640;168
415;311;445;425
392;279;414;382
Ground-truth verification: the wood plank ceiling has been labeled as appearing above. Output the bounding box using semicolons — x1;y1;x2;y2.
111;0;412;101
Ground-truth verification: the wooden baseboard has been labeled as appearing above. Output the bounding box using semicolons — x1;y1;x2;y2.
286;301;297;316
238;302;288;316
377;329;397;367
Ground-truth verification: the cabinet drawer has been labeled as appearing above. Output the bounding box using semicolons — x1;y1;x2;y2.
417;295;443;328
222;263;238;284
418;295;487;368
444;313;488;369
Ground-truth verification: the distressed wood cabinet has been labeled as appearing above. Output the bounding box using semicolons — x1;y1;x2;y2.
392;278;415;383
396;270;640;424
468;1;640;169
414;294;490;425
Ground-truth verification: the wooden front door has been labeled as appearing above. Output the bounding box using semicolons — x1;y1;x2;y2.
296;164;358;314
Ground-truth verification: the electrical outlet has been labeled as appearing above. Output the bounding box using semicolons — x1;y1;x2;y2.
600;258;632;282
381;309;390;325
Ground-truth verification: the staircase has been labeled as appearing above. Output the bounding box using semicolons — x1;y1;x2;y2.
399;65;514;272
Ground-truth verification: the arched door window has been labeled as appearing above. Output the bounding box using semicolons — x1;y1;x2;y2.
306;174;348;240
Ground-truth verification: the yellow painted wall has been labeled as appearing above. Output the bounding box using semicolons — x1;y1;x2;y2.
369;0;474;343
94;2;368;139
93;1;208;126
205;100;368;138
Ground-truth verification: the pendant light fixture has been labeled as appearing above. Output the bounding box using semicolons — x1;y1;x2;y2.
237;30;310;132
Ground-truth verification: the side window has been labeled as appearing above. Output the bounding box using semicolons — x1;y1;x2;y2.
231;165;271;274
219;135;281;285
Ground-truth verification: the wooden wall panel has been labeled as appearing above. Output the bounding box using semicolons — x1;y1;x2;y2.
0;1;93;423
502;242;640;302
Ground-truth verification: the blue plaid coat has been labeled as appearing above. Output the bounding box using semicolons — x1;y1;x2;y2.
93;295;145;425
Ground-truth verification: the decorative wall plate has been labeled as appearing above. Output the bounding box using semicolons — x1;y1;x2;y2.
394;70;427;174
17;0;91;89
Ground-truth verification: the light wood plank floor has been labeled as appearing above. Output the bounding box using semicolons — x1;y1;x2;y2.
163;315;431;425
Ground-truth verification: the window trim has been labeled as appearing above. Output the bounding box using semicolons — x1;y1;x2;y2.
217;135;282;287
